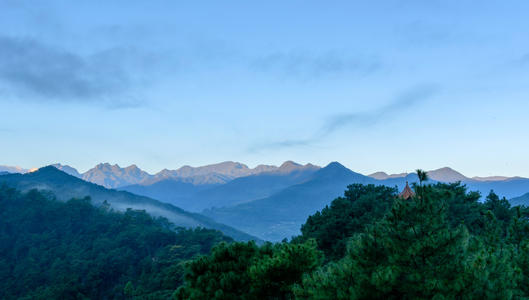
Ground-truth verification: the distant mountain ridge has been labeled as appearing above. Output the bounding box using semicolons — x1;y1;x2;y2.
28;161;320;189
368;172;408;180
368;167;522;183
119;161;320;212
369;167;468;182
472;176;516;181
4;162;526;189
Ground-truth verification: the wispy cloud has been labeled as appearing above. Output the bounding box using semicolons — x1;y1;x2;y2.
0;36;158;107
518;53;529;65
397;22;452;46
249;84;439;152
251;51;380;79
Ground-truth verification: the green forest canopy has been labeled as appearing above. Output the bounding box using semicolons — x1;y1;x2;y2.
0;186;231;299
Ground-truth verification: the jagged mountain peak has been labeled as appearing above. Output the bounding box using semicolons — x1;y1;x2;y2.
82;163;151;189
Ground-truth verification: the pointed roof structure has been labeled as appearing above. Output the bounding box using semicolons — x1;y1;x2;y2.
398;181;415;199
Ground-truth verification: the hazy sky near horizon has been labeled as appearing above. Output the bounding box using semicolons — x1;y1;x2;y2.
1;1;529;176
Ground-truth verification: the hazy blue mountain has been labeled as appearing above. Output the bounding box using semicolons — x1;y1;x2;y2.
369;167;467;182
463;178;529;200
203;162;378;241
0;171;9;176
369;167;529;199
187;162;319;211
0;166;258;242
120;178;218;210
82;163;152;188
143;171;232;185
368;171;408;180
472;176;515;181
120;161;320;212
511;192;529;206
173;161;263;177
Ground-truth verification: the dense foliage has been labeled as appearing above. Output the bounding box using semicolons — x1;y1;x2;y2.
295;184;517;299
174;240;321;299
294;184;397;261
0;186;231;299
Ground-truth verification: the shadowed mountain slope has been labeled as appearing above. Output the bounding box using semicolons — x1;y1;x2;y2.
511;192;529;207
464;178;529;202
202;162;379;241
120;161;320;212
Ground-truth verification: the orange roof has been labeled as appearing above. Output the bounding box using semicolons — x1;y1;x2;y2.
399;181;415;199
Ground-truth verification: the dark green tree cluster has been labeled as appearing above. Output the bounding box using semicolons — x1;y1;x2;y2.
295;183;519;299
294;184;397;261
174;240;321;299
0;186;231;299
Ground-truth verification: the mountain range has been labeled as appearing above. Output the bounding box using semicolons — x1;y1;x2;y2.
4;161;529;242
49;161;319;189
120;161;320;211
369;167;521;183
202;164;529;241
368;167;529;200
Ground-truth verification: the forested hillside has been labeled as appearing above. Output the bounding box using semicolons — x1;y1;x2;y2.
0;186;231;299
0;167;258;241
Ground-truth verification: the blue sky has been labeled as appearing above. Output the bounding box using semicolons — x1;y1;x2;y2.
1;1;528;176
